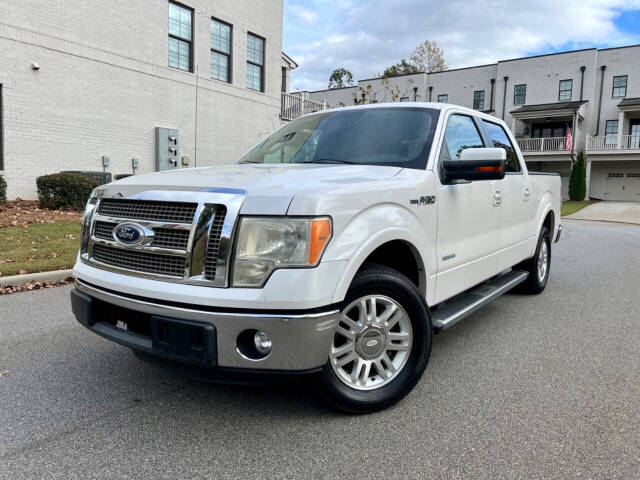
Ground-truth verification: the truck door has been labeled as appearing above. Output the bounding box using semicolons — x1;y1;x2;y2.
434;113;501;303
479;119;534;269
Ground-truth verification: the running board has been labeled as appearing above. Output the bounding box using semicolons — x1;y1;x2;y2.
431;270;529;331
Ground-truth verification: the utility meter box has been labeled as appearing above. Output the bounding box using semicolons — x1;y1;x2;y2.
155;127;179;171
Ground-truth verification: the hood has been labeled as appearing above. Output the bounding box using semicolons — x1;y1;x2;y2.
100;163;402;214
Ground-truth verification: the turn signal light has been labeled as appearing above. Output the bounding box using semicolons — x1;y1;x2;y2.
309;218;332;264
475;165;504;173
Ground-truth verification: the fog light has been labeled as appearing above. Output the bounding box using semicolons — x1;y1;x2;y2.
254;331;272;355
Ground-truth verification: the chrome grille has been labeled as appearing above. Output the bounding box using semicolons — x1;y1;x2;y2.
204;206;227;280
84;191;245;287
92;244;186;277
98;199;197;223
94;221;115;241
93;221;191;250
152;228;190;250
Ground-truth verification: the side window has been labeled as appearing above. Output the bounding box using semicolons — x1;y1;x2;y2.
481;120;521;172
439;114;484;161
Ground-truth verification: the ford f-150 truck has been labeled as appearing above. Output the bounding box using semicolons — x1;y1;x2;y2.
71;103;561;413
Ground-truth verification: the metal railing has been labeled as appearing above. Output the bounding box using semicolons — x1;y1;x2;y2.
517;137;568;152
281;93;325;121
587;134;640;151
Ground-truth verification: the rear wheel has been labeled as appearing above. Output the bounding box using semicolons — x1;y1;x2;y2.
516;225;551;294
316;264;431;413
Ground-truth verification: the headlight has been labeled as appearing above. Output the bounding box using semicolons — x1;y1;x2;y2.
80;190;100;254
232;217;332;287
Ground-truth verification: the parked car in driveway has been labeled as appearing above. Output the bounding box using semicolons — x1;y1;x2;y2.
71;103;561;413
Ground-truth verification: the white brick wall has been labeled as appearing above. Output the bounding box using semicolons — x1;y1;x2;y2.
0;0;284;199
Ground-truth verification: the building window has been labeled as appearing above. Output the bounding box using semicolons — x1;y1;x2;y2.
210;18;232;82
605;120;618;145
612;75;628;98
513;84;526;105
399;97;410;102
437;94;448;103
558;79;573;101
246;33;265;91
168;1;193;72
473;90;485;110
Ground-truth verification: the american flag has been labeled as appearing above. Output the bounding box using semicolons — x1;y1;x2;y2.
565;128;573;151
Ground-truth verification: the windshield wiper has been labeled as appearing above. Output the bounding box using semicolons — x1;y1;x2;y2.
305;158;359;165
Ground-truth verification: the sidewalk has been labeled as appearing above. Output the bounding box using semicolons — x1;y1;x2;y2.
566;201;640;225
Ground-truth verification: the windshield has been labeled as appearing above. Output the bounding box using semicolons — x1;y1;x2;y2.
238;107;440;169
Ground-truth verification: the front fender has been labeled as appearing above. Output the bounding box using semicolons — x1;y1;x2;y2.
323;203;434;304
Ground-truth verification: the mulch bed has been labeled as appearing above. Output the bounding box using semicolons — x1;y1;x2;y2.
0;277;74;295
0;200;82;228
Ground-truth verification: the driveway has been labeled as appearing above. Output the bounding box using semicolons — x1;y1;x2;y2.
1;220;640;479
566;201;640;224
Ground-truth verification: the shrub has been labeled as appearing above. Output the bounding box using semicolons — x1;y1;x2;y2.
0;175;6;205
568;150;587;201
36;173;98;210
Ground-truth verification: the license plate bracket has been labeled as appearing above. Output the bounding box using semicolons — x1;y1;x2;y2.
150;315;216;365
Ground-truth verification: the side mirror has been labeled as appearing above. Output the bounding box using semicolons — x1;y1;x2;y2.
442;148;507;183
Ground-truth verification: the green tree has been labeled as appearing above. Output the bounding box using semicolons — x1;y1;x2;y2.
568;150;587;201
328;68;354;89
382;59;420;78
410;40;448;73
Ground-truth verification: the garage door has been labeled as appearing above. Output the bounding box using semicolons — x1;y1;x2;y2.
604;172;640;201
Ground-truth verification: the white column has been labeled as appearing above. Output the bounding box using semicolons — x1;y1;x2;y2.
585;159;592;200
617;110;624;149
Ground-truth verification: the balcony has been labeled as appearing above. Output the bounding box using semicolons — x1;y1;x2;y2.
281;93;325;121
517;137;570;153
587;135;640;152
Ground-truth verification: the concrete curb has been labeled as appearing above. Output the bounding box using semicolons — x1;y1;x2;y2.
0;269;73;287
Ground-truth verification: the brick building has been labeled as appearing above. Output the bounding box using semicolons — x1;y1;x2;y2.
0;0;292;199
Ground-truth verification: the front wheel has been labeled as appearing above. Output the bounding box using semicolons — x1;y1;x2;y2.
315;264;431;413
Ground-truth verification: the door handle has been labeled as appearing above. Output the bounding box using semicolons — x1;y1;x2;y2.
493;189;502;206
523;187;531;197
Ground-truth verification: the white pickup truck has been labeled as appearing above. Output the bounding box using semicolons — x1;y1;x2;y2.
71;103;561;413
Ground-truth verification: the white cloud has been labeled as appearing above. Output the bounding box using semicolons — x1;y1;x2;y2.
289;5;319;24
284;0;640;91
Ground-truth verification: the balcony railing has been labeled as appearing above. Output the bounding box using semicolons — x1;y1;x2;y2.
587;135;640;151
517;137;569;152
281;93;325;121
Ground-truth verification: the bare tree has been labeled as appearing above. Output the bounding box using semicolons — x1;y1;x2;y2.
328;68;354;89
410;40;447;73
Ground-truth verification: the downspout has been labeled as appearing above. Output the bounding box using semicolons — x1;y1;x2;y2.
579;66;586;101
489;78;495;111
595;65;606;136
413;87;418;102
428;86;433;102
501;76;508;120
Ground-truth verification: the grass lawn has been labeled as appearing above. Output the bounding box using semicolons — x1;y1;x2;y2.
0;221;81;277
562;200;597;217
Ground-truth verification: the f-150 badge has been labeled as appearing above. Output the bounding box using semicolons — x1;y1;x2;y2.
410;196;435;205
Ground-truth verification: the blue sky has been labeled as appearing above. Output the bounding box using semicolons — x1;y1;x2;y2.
283;0;640;91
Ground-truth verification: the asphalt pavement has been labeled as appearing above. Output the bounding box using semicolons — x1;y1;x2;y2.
1;219;639;479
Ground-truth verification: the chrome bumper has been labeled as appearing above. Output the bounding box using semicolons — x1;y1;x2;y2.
72;280;339;371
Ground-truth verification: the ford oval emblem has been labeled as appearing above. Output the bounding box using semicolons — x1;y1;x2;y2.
113;223;144;245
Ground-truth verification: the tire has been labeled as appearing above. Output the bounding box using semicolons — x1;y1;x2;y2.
515;225;551;294
315;263;432;414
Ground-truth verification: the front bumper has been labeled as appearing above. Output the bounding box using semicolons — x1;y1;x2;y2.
71;280;339;372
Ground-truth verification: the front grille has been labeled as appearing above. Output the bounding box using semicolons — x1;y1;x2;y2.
98;199;197;223
152;228;191;250
204;206;227;280
94;221;115;241
93;221;190;250
92;244;186;277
